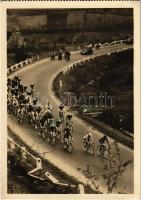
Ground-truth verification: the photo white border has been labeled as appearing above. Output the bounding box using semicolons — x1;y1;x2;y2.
0;1;140;199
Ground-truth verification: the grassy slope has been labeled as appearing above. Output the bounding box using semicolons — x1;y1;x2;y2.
53;49;133;133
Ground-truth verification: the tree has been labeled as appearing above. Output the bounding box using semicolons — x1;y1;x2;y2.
8;30;27;63
103;140;132;193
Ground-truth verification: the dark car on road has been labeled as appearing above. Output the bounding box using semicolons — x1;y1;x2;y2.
80;47;93;55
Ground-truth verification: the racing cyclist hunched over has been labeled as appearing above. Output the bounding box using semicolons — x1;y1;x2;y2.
98;135;110;153
17;104;25;117
58;103;65;122
83;132;94;150
46;102;52;113
49;121;57;138
66;114;73;126
63;125;72;143
56;119;62;131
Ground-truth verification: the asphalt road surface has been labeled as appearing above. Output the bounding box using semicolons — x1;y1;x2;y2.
8;44;134;193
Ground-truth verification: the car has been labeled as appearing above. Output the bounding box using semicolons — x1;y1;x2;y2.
80;47;93;55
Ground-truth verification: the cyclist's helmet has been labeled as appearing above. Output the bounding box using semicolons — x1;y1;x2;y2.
88;132;92;137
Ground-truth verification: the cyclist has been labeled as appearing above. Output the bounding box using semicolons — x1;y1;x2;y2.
98;135;110;156
64;49;71;61
49;121;57;139
83;132;93;150
63;125;72;143
46;102;52;113
58;50;62;60
36;104;43;115
17;104;25;119
66;114;73;126
27;83;34;96
99;135;109;147
58;103;65;122
12;97;19;115
55;119;62;139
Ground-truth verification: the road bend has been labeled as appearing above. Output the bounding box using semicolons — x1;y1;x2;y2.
8;44;133;193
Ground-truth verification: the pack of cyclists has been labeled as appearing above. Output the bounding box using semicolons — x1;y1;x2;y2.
7;75;112;155
49;49;71;61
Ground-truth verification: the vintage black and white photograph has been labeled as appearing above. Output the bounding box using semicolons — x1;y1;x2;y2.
6;7;135;195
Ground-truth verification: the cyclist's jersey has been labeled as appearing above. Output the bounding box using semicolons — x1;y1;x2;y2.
66;115;72;120
13;99;18;106
45;108;51;114
49;125;57;132
19;94;25;102
44;112;53;120
22;96;27;104
37;105;42;113
25;96;30;104
59;104;64;111
63;128;71;138
28;104;34;112
33;98;38;105
84;135;93;143
63;132;71;140
33;112;38;119
56;120;62;126
46;103;52;111
40;117;45;126
18;108;24;115
99;136;108;145
56;126;61;132
14;89;19;96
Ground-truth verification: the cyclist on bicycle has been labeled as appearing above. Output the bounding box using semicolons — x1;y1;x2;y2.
63;125;72;143
98;135;110;154
58;103;65;122
45;102;52;113
17;104;25;117
66;114;73;126
49;121;57;138
55;119;62;137
83;132;93;150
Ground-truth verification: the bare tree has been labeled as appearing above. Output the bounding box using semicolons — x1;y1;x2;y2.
102;140;133;193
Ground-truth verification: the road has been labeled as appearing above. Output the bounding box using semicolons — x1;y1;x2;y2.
8;44;134;193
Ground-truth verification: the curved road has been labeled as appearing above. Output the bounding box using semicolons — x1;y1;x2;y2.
8;44;133;193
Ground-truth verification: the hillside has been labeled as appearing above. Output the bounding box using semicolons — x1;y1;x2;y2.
53;49;133;133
